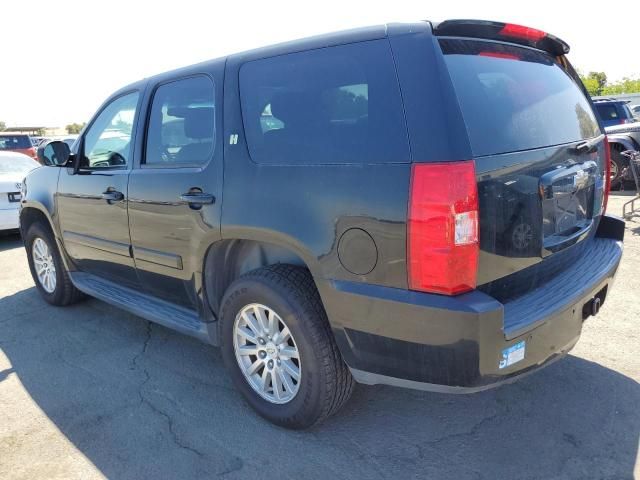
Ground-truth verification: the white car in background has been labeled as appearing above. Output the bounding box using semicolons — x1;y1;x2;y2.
0;152;40;231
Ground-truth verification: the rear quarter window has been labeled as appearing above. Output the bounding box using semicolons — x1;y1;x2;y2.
440;39;600;157
239;40;409;165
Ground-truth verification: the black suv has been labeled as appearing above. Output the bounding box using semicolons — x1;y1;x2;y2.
21;20;624;429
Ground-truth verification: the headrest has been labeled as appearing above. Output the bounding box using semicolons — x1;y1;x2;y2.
182;107;215;140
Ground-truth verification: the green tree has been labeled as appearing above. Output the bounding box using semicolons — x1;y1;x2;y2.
66;122;86;134
0;121;6;131
580;76;601;97
579;71;608;96
589;72;608;92
601;77;640;95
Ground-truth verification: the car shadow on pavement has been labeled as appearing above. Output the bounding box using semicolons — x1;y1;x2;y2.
0;287;638;480
0;232;21;252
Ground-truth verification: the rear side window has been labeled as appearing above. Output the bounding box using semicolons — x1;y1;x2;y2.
239;40;409;165
596;104;619;120
145;76;215;166
440;39;600;157
0;135;31;149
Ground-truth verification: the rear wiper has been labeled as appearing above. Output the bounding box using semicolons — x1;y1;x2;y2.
574;134;605;154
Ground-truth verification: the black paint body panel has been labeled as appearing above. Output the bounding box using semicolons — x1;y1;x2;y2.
20;21;625;392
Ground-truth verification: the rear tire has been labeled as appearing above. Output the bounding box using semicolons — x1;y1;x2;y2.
219;264;354;429
25;222;83;306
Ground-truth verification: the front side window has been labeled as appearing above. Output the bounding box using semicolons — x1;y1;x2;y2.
145;76;215;166
83;92;139;169
239;40;409;165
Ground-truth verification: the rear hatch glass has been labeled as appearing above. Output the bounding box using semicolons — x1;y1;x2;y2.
0;135;32;150
440;39;600;157
595;104;620;121
440;39;606;302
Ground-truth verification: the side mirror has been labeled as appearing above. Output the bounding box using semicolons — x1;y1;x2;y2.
38;141;71;166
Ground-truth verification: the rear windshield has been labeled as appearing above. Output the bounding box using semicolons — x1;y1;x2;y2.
0;135;32;150
440;39;600;157
595;104;620;120
0;155;39;174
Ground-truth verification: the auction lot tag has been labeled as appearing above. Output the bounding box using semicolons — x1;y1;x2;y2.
499;341;526;369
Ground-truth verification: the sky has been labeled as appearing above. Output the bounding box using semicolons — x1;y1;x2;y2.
1;0;638;127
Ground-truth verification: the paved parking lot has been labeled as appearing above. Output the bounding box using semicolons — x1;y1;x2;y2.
0;194;638;480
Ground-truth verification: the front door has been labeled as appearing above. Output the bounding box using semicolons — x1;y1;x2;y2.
127;74;223;309
57;91;141;288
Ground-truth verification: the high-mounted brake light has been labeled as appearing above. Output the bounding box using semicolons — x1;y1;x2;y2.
478;51;520;61
603;137;612;214
499;23;546;42
408;161;479;295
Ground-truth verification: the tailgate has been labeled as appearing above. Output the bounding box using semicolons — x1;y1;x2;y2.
439;37;607;302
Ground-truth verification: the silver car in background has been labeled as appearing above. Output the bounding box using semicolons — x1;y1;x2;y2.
0;152;40;231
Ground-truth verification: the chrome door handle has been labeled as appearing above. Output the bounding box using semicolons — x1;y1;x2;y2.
180;192;215;205
101;190;124;202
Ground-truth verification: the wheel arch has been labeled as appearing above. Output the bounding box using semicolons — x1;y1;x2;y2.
203;238;312;318
607;134;638;160
19;205;55;238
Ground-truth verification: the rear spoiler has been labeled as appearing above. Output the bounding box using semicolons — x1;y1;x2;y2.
432;19;570;56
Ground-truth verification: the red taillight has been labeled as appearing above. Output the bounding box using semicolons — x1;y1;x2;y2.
603;137;611;214
28;147;37;159
408;161;479;295
499;23;546;42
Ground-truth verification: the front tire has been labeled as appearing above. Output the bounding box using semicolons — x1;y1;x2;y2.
25;222;83;306
220;265;354;429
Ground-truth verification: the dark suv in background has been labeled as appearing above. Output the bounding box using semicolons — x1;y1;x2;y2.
21;19;624;429
593;98;636;128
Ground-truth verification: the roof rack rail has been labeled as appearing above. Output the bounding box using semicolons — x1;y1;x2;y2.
593;98;618;103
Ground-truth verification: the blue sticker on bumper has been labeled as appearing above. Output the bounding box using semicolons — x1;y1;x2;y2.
499;341;526;369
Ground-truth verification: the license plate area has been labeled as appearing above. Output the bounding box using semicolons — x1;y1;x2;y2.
541;161;597;254
8;192;21;203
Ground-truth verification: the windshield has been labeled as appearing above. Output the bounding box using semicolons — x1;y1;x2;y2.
440;39;600;157
0;156;39;174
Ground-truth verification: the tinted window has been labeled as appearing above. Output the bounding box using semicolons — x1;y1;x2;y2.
596;104;619;120
83;92;139;169
440;39;600;157
240;40;409;164
0;135;32;149
145;76;215;166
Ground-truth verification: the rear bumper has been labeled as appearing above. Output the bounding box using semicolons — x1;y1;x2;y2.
320;215;624;392
0;207;19;231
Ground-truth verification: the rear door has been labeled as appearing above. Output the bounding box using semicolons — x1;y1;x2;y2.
127;72;223;309
438;38;607;301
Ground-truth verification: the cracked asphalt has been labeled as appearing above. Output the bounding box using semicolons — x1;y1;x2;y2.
0;194;638;479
